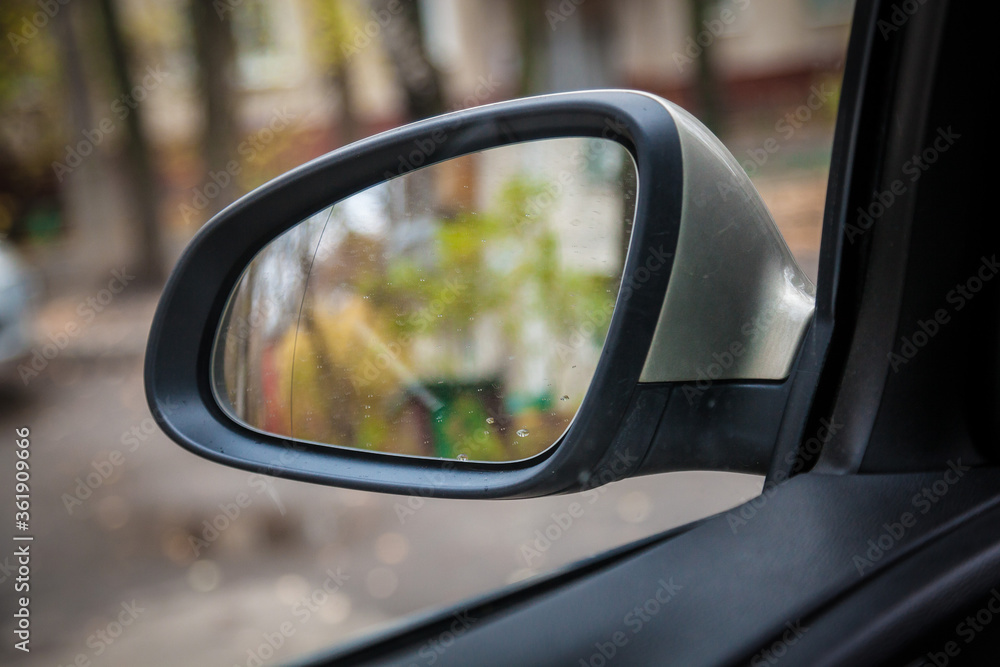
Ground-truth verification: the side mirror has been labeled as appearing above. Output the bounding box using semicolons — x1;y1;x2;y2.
145;91;814;499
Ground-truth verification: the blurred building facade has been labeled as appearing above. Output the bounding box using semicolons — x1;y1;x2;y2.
200;0;854;139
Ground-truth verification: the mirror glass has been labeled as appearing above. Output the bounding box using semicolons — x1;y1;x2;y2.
211;137;637;462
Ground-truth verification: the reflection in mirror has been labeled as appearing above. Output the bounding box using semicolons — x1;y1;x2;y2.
212;138;637;462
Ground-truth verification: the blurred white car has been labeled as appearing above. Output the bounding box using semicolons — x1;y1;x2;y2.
0;239;36;379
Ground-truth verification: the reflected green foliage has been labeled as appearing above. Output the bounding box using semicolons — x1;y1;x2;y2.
375;176;615;349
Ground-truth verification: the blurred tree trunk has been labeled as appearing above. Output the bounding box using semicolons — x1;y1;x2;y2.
513;0;545;96
51;3;119;284
372;0;445;119
330;59;359;144
190;0;239;210
307;0;360;144
95;0;165;285
688;0;723;133
53;7;93;140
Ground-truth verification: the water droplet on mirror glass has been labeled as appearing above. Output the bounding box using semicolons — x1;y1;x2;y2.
516;429;529;438
560;395;569;401
457;454;468;461
486;417;494;424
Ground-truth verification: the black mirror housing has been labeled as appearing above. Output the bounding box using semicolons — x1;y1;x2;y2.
146;91;683;498
146;90;812;498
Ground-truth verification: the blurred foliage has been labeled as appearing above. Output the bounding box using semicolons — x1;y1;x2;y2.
307;0;361;68
374;176;614;348
0;0;65;238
